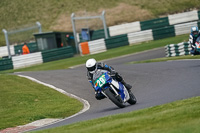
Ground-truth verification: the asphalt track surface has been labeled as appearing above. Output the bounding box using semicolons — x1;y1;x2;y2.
17;47;200;131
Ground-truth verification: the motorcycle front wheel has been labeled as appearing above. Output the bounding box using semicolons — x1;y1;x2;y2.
104;88;126;108
127;91;137;105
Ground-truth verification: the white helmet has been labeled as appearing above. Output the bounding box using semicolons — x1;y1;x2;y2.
191;26;199;37
86;58;97;73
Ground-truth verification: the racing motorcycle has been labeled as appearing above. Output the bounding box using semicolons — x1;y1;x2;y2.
194;41;200;54
192;36;200;55
93;69;137;108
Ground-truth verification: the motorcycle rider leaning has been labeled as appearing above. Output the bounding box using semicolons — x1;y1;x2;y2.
189;26;200;55
86;58;132;100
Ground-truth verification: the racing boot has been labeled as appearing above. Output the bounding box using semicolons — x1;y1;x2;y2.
121;80;132;91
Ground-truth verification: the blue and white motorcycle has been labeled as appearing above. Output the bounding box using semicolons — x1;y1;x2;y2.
93;69;137;108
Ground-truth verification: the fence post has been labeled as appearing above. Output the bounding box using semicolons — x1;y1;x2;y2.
2;29;11;58
36;21;42;33
71;13;79;54
101;11;108;39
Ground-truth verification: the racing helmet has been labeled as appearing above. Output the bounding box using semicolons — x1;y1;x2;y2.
191;26;199;37
86;58;97;73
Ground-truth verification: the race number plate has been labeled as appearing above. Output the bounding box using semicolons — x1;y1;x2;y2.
94;74;106;87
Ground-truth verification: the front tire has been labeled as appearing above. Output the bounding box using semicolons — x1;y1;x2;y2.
127;91;137;105
104;88;126;108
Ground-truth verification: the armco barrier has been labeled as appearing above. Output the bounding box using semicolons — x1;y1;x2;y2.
12;52;43;69
88;39;106;54
140;17;169;30
198;10;200;19
168;10;198;25
174;21;198;36
0;45;15;57
153;26;175;40
128;30;153;44
105;34;129;49
0;58;13;71
109;21;141;37
42;46;74;62
76;10;200;44
165;42;191;57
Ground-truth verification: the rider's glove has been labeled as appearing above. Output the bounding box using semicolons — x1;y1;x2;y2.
110;70;116;76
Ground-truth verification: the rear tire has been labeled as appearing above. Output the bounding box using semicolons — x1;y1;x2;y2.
127;91;137;105
104;88;126;108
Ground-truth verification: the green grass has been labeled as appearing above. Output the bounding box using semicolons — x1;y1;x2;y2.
0;74;83;130
0;34;189;74
0;0;199;46
129;55;200;64
32;96;200;133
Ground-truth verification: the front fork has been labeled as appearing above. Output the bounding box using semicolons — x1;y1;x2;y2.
102;84;119;98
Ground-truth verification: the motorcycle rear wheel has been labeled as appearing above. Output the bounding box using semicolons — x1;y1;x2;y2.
104;88;126;108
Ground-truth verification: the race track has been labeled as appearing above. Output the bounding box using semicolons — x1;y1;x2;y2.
17;47;200;131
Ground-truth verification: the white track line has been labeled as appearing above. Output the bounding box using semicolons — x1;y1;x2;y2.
17;74;90;132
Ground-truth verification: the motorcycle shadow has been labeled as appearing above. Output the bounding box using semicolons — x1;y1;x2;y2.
96;103;134;113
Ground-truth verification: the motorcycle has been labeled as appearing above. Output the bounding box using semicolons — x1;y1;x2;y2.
92;69;137;108
192;37;200;55
194;41;200;54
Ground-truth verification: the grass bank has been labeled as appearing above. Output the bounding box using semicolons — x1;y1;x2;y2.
0;0;199;46
33;96;200;133
0;74;83;130
1;34;188;74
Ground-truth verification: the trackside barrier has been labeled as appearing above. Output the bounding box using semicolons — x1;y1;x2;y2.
168;10;198;25
109;21;141;37
0;45;15;57
198;10;200;19
42;46;74;63
0;58;13;71
153;26;175;40
105;34;129;49
12;52;43;69
76;10;200;44
165;42;191;57
174;21;198;36
79;42;90;55
88;39;106;54
128;30;153;44
140;17;169;30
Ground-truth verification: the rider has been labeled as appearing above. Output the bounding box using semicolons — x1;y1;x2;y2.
86;58;132;100
189;26;200;55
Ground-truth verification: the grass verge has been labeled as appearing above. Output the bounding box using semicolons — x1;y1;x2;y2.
129;55;200;64
0;74;83;130
32;96;200;133
0;34;189;74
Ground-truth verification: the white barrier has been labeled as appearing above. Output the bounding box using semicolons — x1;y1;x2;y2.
165;42;191;57
0;45;15;57
174;21;198;36
109;21;141;37
168;10;198;25
88;39;107;54
128;30;153;44
12;52;43;69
